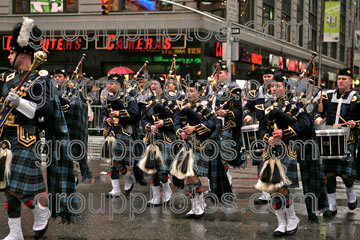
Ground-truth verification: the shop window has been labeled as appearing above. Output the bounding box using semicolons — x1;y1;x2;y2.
122;0;172;11
240;0;254;26
331;42;337;59
322;42;328;56
198;1;226;18
13;0;78;14
263;3;274;36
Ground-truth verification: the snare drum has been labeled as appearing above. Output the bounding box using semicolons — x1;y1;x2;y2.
241;124;264;154
315;127;349;159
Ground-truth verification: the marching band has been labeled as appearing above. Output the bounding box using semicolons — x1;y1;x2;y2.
1;17;360;239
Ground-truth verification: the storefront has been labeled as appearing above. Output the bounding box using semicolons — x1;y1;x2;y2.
0;32;203;80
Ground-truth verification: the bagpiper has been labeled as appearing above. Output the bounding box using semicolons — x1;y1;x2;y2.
172;82;218;218
255;73;313;236
139;79;178;206
103;74;138;198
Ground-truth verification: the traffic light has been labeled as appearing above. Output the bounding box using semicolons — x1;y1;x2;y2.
101;0;110;15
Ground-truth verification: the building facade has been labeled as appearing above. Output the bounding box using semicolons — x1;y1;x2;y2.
0;0;356;86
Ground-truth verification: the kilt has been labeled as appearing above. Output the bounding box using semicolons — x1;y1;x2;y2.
193;143;215;177
2;133;46;196
154;141;172;174
298;148;328;211
112;131;133;167
219;129;232;162
323;143;357;178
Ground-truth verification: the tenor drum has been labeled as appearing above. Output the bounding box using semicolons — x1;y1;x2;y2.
315;127;349;159
241;124;263;155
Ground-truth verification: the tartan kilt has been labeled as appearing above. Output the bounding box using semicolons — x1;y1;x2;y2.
192;144;215;177
155;142;172;174
282;154;299;189
323;143;357;178
4;136;46;196
219;129;232;162
112;132;133;167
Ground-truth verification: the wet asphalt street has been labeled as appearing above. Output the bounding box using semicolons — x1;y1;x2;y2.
1;137;360;240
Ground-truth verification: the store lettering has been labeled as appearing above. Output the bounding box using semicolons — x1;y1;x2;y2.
106;35;172;51
4;36;86;51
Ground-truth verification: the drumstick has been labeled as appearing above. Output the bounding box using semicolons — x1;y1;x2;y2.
336;114;347;123
334;119;360;127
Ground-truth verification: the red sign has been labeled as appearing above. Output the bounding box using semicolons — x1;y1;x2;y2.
251;53;262;65
98;34;172;51
3;35;87;51
278;56;284;69
216;41;223;57
286;59;299;72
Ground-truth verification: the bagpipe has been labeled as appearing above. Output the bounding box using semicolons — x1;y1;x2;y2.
255;53;318;193
61;54;86;103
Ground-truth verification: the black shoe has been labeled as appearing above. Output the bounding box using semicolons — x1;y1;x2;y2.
105;193;121;198
124;183;134;196
286;226;298;235
254;198;270;205
323;209;337;218
348;200;357;210
273;230;286;237
147;202;161;207
34;222;49;239
308;213;319;224
137;179;148;186
186;213;203;219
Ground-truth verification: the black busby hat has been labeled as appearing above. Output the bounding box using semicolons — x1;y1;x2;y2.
54;69;66;76
274;73;288;83
108;73;124;83
338;68;353;78
262;67;276;75
220;62;228;72
10;17;42;54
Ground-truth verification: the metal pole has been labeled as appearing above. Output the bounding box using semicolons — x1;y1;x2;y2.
318;0;325;87
227;20;232;83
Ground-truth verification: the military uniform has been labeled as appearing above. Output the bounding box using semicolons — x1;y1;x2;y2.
255;74;311;236
1;17;78;240
103;74;139;198
243;67;275;205
141;87;177;206
313;70;360;216
172;89;217;218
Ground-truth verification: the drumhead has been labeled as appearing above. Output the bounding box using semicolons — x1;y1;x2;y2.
241;124;259;132
315;127;349;137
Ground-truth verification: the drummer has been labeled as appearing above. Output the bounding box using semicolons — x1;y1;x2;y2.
243;67;276;205
314;67;360;217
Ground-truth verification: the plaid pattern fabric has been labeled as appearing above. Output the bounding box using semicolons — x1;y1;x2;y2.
298;147;328;211
2;134;45;195
323;143;357;178
192;145;214;177
112;131;134;166
64;96;88;158
282;155;299;188
63;96;90;176
47;82;78;223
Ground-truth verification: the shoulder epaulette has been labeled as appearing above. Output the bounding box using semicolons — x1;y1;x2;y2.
249;90;257;98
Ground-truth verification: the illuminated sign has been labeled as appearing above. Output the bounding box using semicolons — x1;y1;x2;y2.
96;34;186;51
2;35;88;51
286;59;299;72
